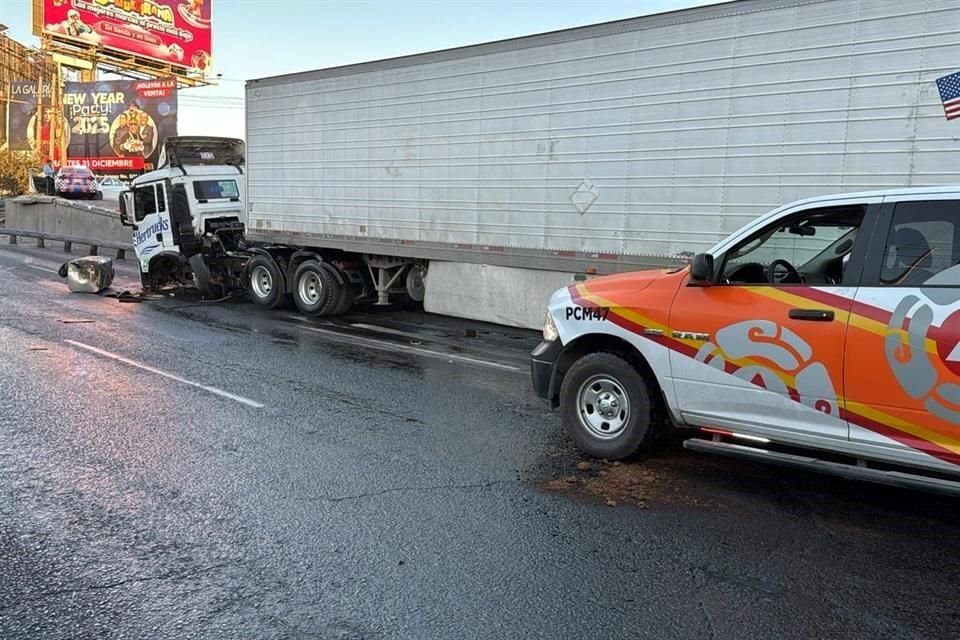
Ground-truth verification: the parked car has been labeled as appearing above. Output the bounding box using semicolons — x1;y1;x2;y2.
56;165;99;200
96;176;127;202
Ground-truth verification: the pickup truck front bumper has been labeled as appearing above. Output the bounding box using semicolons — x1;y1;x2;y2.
530;339;562;402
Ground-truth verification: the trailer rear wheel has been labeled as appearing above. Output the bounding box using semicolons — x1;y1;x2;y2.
293;261;336;316
330;281;355;316
246;255;288;309
559;352;658;459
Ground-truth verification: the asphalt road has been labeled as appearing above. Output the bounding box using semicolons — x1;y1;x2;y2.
1;242;959;639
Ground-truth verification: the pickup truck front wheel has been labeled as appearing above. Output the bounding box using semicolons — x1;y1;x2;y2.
560;352;657;459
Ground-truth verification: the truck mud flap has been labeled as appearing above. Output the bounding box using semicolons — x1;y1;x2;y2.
683;438;960;497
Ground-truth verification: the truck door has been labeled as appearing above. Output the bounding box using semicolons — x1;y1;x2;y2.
132;182;175;268
843;195;960;469
667;200;877;444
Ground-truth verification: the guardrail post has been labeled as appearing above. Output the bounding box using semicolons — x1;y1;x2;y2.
89;245;99;256
115;248;126;260
8;234;16;245
36;237;45;248
63;241;72;252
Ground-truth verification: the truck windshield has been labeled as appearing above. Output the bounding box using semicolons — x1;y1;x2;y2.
194;180;239;200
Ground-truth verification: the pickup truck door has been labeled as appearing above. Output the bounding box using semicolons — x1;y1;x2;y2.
667;199;878;444
843;195;960;469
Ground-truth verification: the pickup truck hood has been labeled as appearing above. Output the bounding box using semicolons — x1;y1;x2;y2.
578;267;684;297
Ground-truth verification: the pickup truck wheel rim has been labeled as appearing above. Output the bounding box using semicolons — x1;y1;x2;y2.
577;375;630;439
250;265;273;299
298;271;323;305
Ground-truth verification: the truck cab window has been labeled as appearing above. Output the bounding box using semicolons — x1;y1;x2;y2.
134;185;158;222
156;183;166;212
720;206;865;286
879;201;959;287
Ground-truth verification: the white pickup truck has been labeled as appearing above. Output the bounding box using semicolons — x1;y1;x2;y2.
532;187;960;496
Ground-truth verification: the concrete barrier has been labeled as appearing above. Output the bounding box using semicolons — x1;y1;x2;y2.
7;196;131;246
424;261;577;330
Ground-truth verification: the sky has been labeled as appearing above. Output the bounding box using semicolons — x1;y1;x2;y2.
2;0;720;138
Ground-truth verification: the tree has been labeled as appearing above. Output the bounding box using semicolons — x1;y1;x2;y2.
0;150;41;196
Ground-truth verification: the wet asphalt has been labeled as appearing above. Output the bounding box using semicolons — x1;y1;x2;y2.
0;241;959;640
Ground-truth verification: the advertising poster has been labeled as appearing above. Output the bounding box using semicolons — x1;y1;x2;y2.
40;0;212;72
7;78;179;173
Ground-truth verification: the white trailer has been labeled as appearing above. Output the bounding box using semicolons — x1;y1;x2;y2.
131;0;960;328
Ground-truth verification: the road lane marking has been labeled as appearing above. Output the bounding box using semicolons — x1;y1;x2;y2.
63;339;265;408
349;322;425;340
286;319;522;372
25;264;60;275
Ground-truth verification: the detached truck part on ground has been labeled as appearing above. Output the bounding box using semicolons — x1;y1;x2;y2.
126;0;960;329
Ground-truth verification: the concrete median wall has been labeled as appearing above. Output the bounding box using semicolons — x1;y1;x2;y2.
424;261;576;330
7;196;132;245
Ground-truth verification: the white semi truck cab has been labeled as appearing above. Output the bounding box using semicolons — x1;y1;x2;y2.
120;137;248;297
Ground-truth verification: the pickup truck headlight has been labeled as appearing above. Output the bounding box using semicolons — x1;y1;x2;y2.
542;311;559;342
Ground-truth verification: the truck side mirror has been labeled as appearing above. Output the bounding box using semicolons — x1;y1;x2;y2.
119;191;133;227
689;253;715;285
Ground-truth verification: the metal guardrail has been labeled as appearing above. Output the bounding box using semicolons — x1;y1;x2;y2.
0;227;132;260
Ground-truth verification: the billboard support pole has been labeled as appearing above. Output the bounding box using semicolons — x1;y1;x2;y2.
34;72;42;160
53;59;65;166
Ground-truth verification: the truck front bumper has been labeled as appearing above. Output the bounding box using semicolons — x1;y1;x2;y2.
530;339;562;401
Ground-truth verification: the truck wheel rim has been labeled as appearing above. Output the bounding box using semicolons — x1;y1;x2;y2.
298;272;323;305
250;265;273;299
576;375;630;439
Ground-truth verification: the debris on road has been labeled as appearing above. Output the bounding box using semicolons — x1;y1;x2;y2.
541;457;724;511
58;256;115;293
27;345;48;351
60;319;96;324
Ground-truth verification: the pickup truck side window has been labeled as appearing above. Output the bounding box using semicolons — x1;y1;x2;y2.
877;201;959;287
133;185;157;222
720;205;866;286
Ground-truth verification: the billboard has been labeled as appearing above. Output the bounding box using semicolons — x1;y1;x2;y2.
7;78;178;172
40;0;212;73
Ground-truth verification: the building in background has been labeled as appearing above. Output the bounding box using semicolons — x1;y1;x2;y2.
0;27;56;156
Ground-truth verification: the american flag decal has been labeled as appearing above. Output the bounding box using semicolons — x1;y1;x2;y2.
936;71;960;121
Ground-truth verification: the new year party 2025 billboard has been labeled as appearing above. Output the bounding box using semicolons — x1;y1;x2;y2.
8;78;178;172
41;0;212;73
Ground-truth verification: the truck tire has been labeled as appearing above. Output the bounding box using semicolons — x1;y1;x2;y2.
329;281;355;316
560;352;658;459
189;254;222;300
293;260;337;316
246;255;288;309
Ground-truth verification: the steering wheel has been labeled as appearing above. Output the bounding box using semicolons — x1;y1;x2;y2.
768;259;802;284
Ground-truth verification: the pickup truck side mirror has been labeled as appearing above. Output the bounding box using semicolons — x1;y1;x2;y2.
689;253;715;285
119;191;134;227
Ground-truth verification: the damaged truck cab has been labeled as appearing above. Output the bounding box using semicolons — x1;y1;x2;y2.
120;137;247;298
